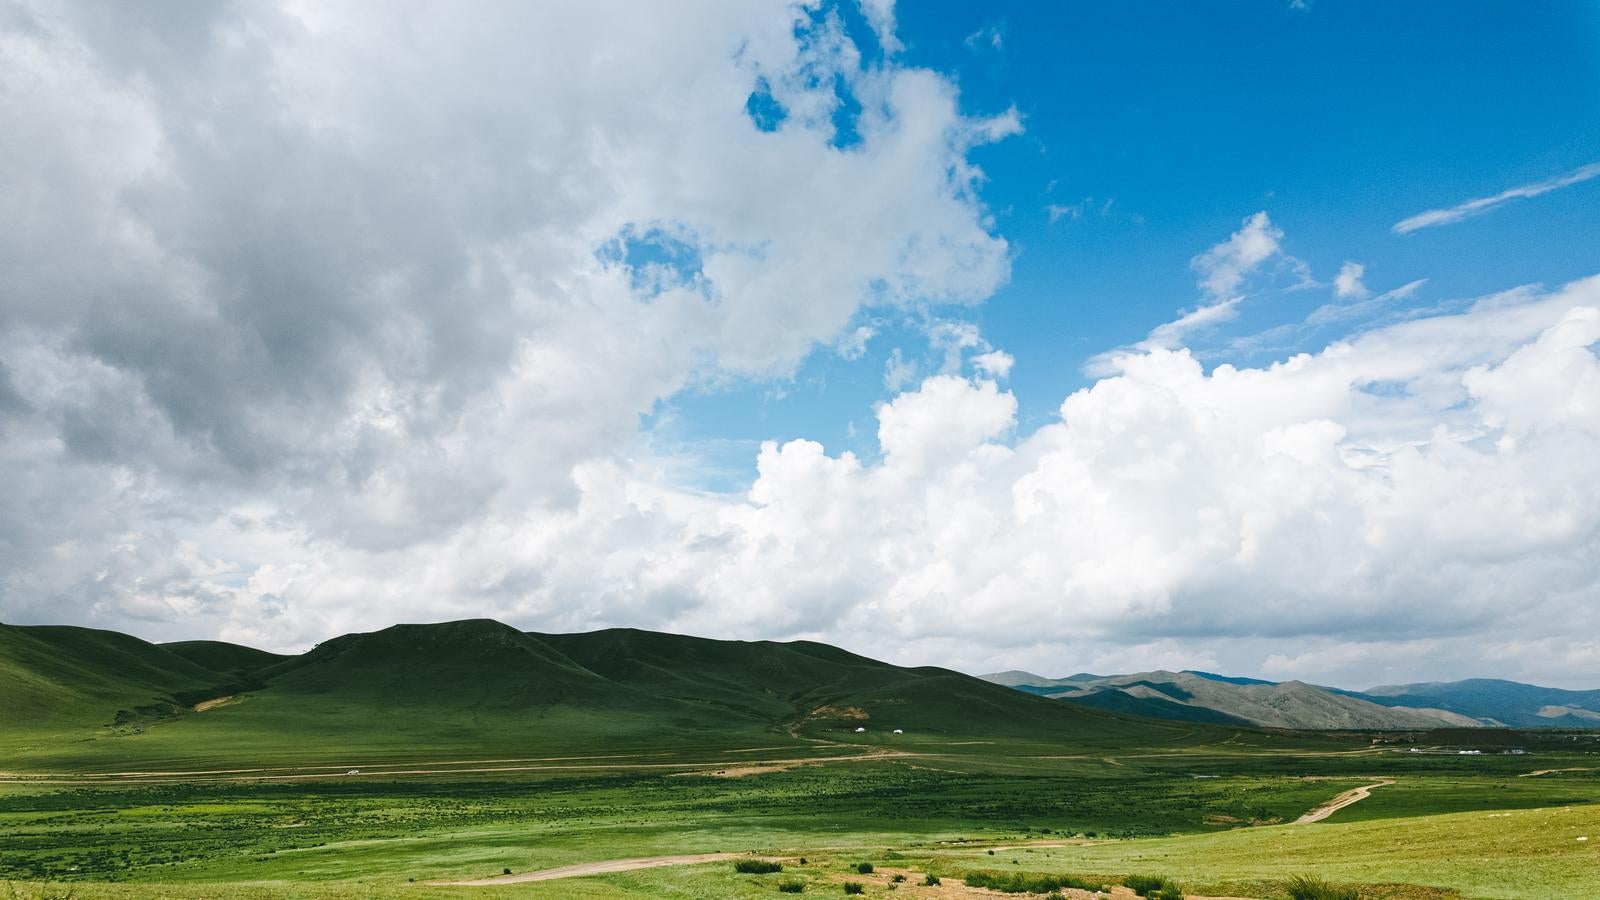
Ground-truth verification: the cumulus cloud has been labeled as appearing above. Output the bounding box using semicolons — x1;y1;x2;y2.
0;0;1012;630
4;2;1598;688
1393;162;1600;234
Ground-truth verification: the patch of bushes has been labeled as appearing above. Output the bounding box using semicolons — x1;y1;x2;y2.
735;859;784;874
855;861;874;874
1286;874;1359;900
922;873;941;886
963;871;1105;893
778;878;806;893
843;882;865;895
1124;874;1185;899
890;873;906;883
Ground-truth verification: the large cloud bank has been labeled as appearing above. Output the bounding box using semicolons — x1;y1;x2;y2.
2;2;1597;685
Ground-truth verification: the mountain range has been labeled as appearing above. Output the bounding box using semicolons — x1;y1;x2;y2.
0;618;1182;771
7;617;1597;775
981;668;1600;730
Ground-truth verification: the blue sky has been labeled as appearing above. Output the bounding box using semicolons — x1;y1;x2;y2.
6;0;1600;685
658;0;1600;487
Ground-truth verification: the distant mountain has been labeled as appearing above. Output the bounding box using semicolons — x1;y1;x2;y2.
983;669;1481;730
0;619;1187;770
1346;678;1600;729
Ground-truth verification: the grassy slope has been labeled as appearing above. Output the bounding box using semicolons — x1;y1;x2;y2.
2;620;1208;771
542;628;1190;747
0;624;240;763
161;640;289;675
919;802;1600;899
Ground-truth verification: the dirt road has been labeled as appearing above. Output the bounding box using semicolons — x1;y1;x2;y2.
1294;778;1394;824
435;853;754;885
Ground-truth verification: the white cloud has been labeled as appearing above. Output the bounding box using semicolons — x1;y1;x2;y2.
1046;201;1086;223
1334;261;1369;299
836;325;876;360
1190;211;1284;299
1307;278;1427;328
128;273;1599;688
0;0;1014;630
964;23;1004;52
1145;297;1244;349
1393;162;1600;234
6;2;1600;688
883;347;918;391
857;0;903;54
972;350;1014;379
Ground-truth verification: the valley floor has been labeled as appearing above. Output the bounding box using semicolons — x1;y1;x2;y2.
3;738;1599;900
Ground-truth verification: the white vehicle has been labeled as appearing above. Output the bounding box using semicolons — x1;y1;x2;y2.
854;727;866;733
347;769;360;775
893;729;904;734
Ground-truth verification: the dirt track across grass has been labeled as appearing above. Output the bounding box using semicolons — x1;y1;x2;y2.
1294;778;1394;824
435;853;754;885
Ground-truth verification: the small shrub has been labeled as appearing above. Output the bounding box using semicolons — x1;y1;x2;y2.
502;868;511;875
843;882;865;895
855;862;874;874
890;873;906;883
1286;874;1359;900
735;859;785;874
778;879;806;893
963;871;1105;893
1124;874;1185;898
922;873;941;886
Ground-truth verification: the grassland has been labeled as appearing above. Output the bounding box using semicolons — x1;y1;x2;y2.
4;747;1599;898
4;620;1599;898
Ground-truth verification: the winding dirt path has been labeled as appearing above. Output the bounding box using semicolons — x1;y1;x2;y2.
434;853;756;885
1294;778;1393;824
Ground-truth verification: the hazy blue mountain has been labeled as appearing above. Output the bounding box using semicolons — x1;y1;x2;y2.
1344;679;1600;729
984;669;1483;730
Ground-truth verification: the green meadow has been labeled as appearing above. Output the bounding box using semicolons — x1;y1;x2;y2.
3;621;1599;898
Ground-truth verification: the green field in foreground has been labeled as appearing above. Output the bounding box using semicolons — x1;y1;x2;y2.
5;619;1599;898
3;752;1599;899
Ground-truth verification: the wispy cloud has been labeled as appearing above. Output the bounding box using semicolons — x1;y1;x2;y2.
1393;162;1600;234
964;21;1004;52
1191;211;1284;298
1306;278;1427;327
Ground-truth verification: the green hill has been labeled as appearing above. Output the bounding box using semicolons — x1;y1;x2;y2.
0;619;1199;772
0;623;237;766
542;628;1174;744
161;639;288;675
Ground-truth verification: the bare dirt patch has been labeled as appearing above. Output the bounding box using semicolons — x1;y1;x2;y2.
192;695;245;713
809;704;871;720
1295;778;1394;824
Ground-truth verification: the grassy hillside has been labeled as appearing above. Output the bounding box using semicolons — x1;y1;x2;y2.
161;640;288;675
0;624;231;735
541;628;1175;746
0;619;1204;772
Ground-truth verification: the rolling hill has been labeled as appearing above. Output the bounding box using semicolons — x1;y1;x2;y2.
0;619;1194;771
984;669;1483;730
1347;678;1600;728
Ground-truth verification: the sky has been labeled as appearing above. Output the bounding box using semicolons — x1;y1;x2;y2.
2;0;1598;689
